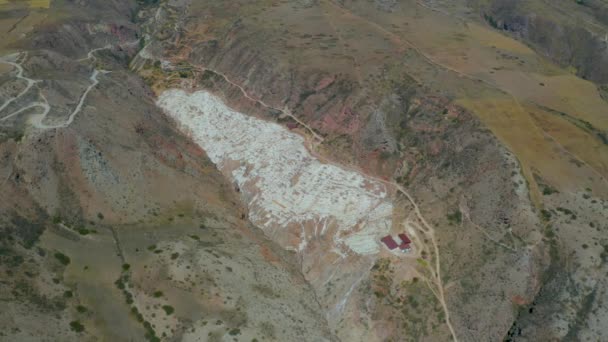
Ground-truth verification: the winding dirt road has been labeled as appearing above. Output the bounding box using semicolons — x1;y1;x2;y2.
0;46;112;129
0;53;39;113
29;69;105;129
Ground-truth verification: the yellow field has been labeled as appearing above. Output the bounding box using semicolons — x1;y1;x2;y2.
388;3;608;199
0;0;53;54
0;0;50;8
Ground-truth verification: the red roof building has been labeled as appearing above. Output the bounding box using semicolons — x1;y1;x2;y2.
381;235;398;250
398;233;412;250
398;233;411;244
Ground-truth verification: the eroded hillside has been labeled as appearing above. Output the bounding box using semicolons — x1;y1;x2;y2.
0;1;330;341
1;0;608;341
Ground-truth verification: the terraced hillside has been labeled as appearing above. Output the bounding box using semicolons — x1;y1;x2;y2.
1;0;608;341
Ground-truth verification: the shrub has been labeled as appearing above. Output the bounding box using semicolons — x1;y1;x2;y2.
54;252;71;266
77;227;91;235
161;305;174;315
542;186;558;195
541;209;552;221
447;210;462;224
69;320;85;332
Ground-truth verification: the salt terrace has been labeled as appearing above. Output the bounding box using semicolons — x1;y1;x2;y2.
157;89;394;255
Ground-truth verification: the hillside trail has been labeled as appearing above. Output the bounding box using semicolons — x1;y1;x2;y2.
29;69;105;129
0;43;120;128
0;53;39;113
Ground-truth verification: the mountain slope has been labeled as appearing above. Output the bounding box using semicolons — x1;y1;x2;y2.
1;0;608;341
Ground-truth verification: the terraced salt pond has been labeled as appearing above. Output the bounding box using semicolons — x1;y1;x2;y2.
157;89;394;255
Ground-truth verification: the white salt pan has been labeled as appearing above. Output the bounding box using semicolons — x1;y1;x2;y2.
157;89;393;255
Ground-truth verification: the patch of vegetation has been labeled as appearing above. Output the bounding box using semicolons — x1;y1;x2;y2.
76;305;87;313
229;328;241;336
540;209;552;221
600;244;608;263
131;306;144;322
122;263;131;271
117;269;160;341
69;320;85;333
9;213;47;249
542;185;558;195
483;13;499;29
153;291;163;298
161;305;174;315
447;210;462;225
76;227;92;235
114;277;125;290
556;207;577;220
564;288;597;340
543;225;555;239
54;252;71;266
11;280;66;311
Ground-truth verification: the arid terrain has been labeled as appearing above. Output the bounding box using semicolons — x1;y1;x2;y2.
1;0;608;341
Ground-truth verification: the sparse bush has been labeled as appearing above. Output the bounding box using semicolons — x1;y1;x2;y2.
542;186;558;195
161;305;174;315
541;209;552;221
69;320;85;332
77;227;91;235
447;210;462;224
54;252;71;266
